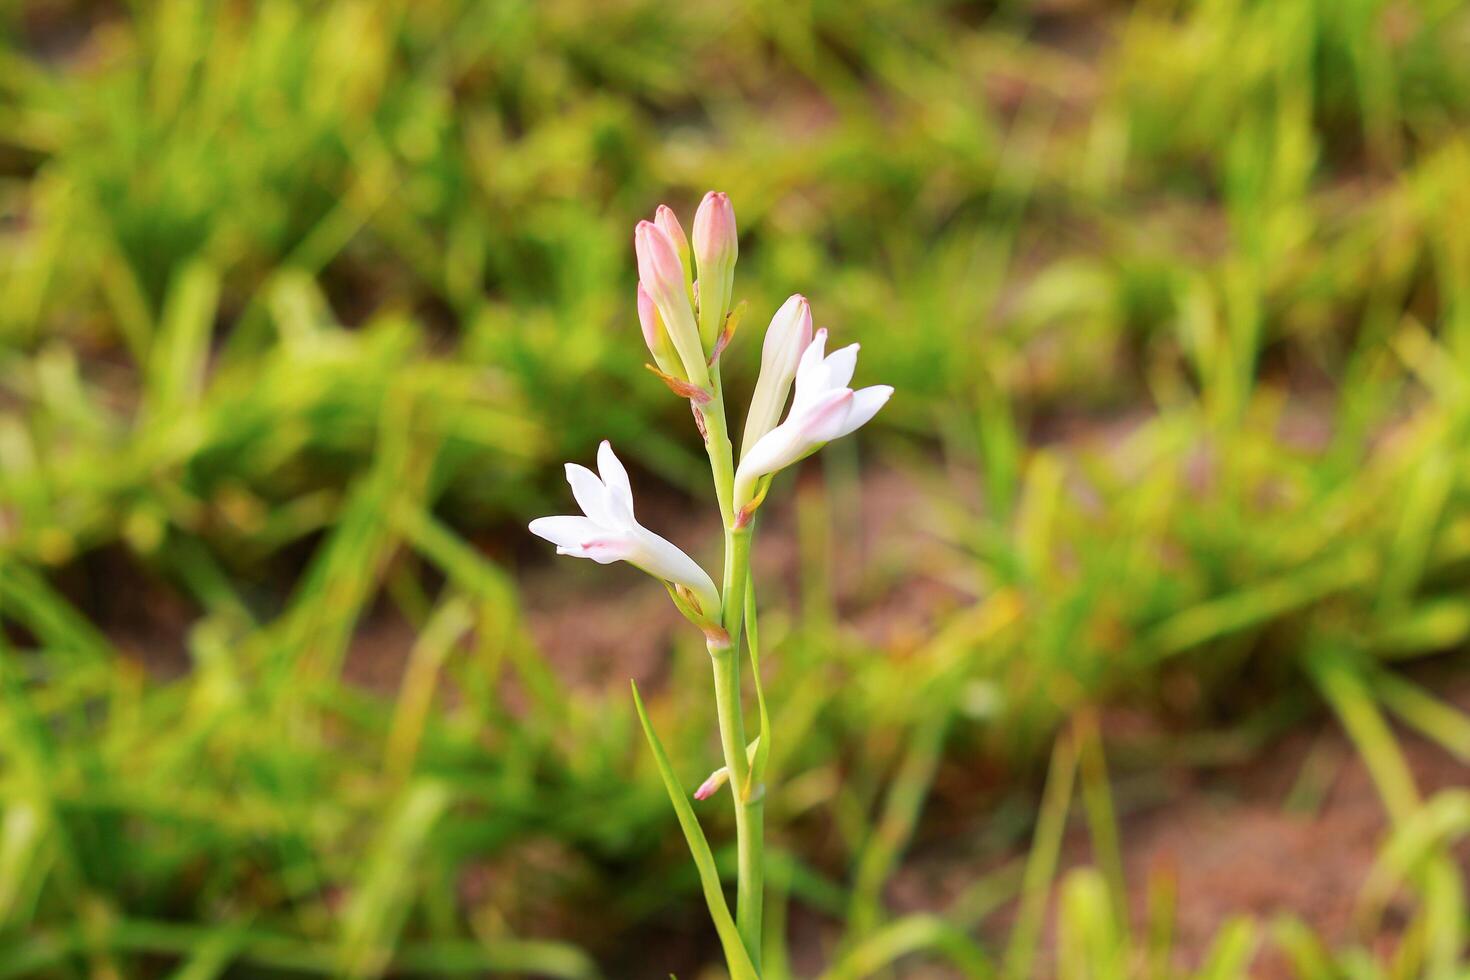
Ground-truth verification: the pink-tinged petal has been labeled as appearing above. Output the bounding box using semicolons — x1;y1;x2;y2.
833;385;893;439
528;515;602;551
796;388;855;444
822;343;860;392
654;205;690;267
567;532;639;564
791;329;830;408
565;463;616;527
596;440;635;523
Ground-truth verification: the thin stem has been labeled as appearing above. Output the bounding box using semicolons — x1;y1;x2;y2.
703;375;737;529
718;526;761;966
699;362;763;970
709;642;759;967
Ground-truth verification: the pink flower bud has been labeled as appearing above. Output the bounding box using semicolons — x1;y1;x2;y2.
637;283;685;381
654;204;691;272
692;192;737;271
692;192;737;349
636;282;660;351
693;767;729;801
634;220;708;386
634;220;685;303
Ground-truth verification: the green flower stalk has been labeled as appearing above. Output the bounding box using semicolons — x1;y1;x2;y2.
531;192;891;976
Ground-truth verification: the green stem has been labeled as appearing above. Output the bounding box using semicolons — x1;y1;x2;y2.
699;366;763;970
703;376;737;529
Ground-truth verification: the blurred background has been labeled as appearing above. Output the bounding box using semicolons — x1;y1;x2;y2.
2;0;1470;976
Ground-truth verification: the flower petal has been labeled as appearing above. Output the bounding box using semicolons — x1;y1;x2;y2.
833;385;893;439
796;388;855;444
822;343;860;392
596;440;635;523
736;420;806;489
742;296;815;460
791;329;830;409
565;463;616;527
760;294;812;372
568;532;641;564
529;515;603;551
631;527;720;611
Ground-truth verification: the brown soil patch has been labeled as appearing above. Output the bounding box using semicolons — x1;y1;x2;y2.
892;678;1470;977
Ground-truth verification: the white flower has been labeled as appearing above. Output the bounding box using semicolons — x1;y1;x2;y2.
530;441;720;616
733;329;892;511
740;294;813;460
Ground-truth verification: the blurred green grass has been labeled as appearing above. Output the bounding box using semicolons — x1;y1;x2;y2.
3;0;1470;975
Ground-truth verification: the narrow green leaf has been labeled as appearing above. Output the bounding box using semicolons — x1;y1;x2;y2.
742;579;771;800
630;682;757;980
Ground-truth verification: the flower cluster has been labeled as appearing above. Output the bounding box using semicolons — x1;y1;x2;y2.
529;191;890;977
531;193;891;613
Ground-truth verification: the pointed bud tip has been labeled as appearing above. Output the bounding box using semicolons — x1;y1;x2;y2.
635;222;683;283
692;192;737;264
693;768;729;801
654;206;691;264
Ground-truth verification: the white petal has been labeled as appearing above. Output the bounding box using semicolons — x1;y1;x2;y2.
742;300;813;460
760;295;811;373
791;329;829;408
833;385;893;439
529;515;603;551
596;440;635;523
631;527;720;612
736;421;806;487
822;343;860;392
565;463;617;527
795;388;856;444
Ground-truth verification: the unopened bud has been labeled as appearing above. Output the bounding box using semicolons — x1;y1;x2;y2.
637;283;685;381
634;220;709;386
692;191;737;351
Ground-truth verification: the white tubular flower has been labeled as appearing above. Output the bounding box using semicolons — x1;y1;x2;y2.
530;441;720;617
740;294;813;460
733;329;893;512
